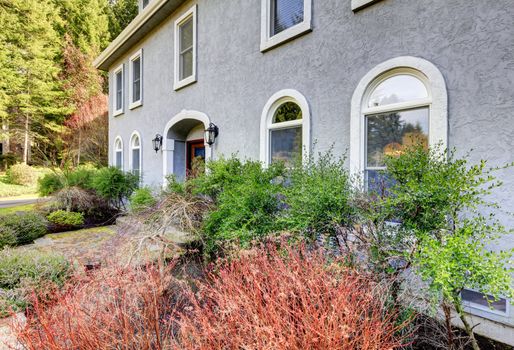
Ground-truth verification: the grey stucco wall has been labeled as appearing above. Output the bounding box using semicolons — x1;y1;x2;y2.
107;0;514;337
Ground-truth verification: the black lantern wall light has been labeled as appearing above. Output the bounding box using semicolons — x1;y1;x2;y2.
204;122;219;146
152;134;163;153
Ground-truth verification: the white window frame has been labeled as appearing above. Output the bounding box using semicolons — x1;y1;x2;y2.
129;49;143;110
129;131;142;178
174;5;197;91
114;136;124;170
462;288;510;317
351;0;383;12
260;0;312;52
260;89;311;165
350;56;448;183
113;64;124;117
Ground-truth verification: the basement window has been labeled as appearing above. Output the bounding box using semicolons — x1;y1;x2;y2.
462;289;509;316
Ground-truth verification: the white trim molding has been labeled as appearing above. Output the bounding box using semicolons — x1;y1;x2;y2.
350;56;448;179
260;89;311;165
113;64;124;117
351;0;383;12
174;4;197;91
162;110;212;184
260;0;312;52
129;130;143;177
129;49;143;110
113;136;124;170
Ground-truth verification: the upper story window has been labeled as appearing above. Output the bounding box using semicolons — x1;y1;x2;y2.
129;49;143;109
174;5;197;90
114;137;123;170
113;64;124;116
260;0;312;52
349;57;449;193
260;89;311;166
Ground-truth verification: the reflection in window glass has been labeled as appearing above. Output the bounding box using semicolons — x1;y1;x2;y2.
368;75;428;108
273;101;302;123
179;18;194;80
132;57;141;103
270;127;302;166
271;0;304;36
116;71;123;111
462;289;508;314
132;149;140;177
366;108;429;168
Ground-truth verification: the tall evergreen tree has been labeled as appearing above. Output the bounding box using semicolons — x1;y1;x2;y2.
107;0;138;40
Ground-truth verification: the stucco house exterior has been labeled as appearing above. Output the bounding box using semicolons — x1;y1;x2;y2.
94;0;514;343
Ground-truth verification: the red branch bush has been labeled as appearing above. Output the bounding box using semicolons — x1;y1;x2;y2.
176;244;410;350
13;245;411;350
13;264;188;350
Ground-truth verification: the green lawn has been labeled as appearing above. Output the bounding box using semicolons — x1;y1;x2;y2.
0;173;38;198
0;203;38;215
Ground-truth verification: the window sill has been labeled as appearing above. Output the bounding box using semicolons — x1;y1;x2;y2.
352;0;382;12
113;109;124;117
129;101;143;110
260;20;312;52
174;75;197;91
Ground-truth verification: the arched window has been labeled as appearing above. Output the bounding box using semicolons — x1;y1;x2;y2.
130;132;142;178
350;57;448;190
114;137;123;170
260;89;310;166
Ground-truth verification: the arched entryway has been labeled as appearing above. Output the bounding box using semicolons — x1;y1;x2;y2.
162;110;212;183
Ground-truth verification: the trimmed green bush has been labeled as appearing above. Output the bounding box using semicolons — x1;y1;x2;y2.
0;248;71;316
6;163;38;186
202;159;285;255
47;210;85;227
0;226;16;249
38;172;65;196
0;212;48;245
280;152;355;236
130;187;157;213
91;167;139;210
66;165;98;190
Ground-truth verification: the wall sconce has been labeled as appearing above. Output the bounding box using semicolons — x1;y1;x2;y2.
204;122;219;146
152;134;163;153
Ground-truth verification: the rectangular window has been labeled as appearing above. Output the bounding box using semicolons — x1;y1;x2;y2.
129;50;143;109
270;126;302;167
261;0;312;52
174;5;197;91
132;149;140;178
365;107;429;191
113;64;124;116
462;289;508;316
115;151;123;169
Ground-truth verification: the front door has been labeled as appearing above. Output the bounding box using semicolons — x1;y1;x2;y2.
186;139;205;177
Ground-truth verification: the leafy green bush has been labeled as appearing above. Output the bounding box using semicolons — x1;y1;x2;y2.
91;167;139;210
202;159;285;255
38;172;65;196
66;165;98;190
280;152;355;236
47;210;85;227
6;163;39;186
0;226;16;249
0;248;71;316
0;212;48;245
130;187;157;213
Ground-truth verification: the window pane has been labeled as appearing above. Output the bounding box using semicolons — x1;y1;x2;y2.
368;75;428;108
142;0;149;8
132;149;140;175
133;58;141;102
132;136;140;148
273;102;302;123
180;18;193;52
462;289;507;313
270;126;302;166
366;108;429;168
271;0;304;36
116;151;122;169
180;49;193;80
116;71;122;110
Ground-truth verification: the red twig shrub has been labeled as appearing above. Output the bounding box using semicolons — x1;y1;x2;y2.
13;245;411;350
13;263;188;350
176;244;410;350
